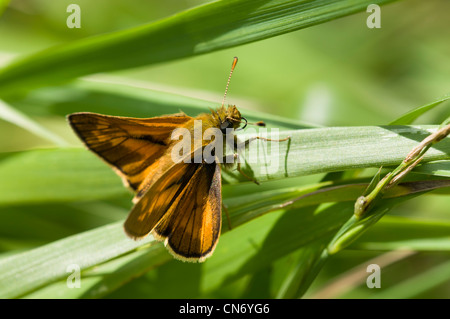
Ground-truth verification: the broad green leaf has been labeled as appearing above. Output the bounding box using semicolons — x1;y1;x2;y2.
1;125;449;206
230;125;450;183
0;0;398;96
0;221;156;298
22;244;170;299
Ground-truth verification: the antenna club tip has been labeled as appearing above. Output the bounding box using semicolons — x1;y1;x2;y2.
232;56;238;68
256;121;266;127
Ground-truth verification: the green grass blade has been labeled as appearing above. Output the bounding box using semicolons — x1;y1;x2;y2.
0;99;68;146
0;221;156;298
0;0;398;96
16;78;312;130
231;125;450;183
276;242;328;298
22;245;170;299
1;125;449;206
0;149;128;206
389;94;450;125
352;215;450;251
413;160;450;178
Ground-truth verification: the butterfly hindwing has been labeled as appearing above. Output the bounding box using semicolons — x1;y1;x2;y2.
123;161;200;238
67;112;191;191
155;163;222;261
124;161;222;261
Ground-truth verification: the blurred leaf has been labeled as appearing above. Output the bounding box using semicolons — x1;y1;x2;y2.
0;0;9;16
0;0;398;96
0;99;68;146
0;0;448;300
352;215;450;251
389;94;450;125
371;259;450;299
13;78;313;130
413;160;450;178
0;201;128;252
0;149;129;206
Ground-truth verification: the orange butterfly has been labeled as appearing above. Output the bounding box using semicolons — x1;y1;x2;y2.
68;57;285;262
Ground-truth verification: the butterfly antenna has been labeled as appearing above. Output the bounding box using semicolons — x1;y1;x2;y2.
221;57;238;108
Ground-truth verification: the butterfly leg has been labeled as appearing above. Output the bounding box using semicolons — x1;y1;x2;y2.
232;134;291;154
221;153;260;185
240;135;291;148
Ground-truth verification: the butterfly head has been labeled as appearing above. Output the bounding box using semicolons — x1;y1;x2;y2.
212;105;247;132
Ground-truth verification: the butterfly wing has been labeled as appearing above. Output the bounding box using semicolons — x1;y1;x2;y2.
67;112;191;191
124;161;222;262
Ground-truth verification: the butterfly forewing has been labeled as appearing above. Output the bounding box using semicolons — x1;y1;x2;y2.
68;112;191;191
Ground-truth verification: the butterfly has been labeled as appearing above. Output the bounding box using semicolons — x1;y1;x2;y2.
68;57;286;262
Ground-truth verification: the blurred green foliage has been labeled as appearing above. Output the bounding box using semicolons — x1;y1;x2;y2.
0;0;449;299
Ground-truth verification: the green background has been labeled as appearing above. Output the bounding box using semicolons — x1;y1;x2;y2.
0;0;449;299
